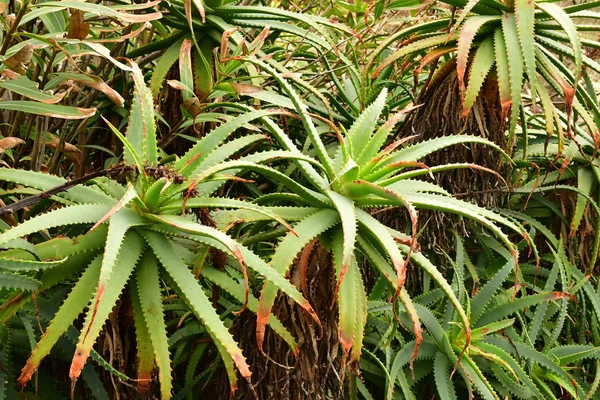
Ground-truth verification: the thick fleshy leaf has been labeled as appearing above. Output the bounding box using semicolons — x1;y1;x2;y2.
462;36;495;116
349;89;387;161
536;2;581;83
18;256;101;386
141;230;251;379
327;191;356;298
457;16;500;95
135;253;172;400
256;209;339;349
515;0;536;105
501;13;525;144
69;232;144;384
126;60;158;166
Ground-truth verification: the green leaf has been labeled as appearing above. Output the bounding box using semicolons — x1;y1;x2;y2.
127;61;158;166
179;38;194;104
150;36;186;97
103;117;145;173
327;191;356;294
174;110;281;178
462;36;495;115
201;265;297;351
130;275;156;394
434;351;457;400
536;2;582;82
357;112;403;166
349;89;387;162
476;342;544;399
70;232;144;382
0;257;65;271
471;259;514;323
372;33;456;78
476;292;565;327
370;135;508;181
356;210;405;290
97;208;147;298
333;230;358;356
160;197;295;232
18;255;101;386
494;28;512;122
147;214;243;265
515;0;536;105
0;168;115;205
501;13;525;143
0;271;40;290
0;76;65;104
141;230;251;379
571;168;595;236
0;204;111;246
247;59;335;179
135;253;172;400
547;345;600;365
457;16;501;94
0;100;95;119
255;209;339;348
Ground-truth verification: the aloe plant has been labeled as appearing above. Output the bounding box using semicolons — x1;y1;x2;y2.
368;0;600;145
0;62;324;398
201;59;535;391
359;231;600;399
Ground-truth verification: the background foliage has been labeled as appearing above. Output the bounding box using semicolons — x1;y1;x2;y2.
0;0;600;399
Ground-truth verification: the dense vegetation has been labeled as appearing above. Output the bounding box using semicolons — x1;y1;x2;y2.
0;0;600;398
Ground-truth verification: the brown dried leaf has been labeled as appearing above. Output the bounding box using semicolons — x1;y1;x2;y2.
65;74;124;106
166;79;188;92
230;83;262;96
0;137;24;153
182;98;202;117
0;0;9;14
4;13;15;29
45;134;81;153
220;28;238;61
67;9;89;40
92;23;148;43
1;69;19;80
3;44;33;75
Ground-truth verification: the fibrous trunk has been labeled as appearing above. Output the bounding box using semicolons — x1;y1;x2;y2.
213;244;346;399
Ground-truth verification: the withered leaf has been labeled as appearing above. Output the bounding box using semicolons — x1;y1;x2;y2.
182;98;202;117
0;0;9;14
46;134;81;165
67;9;90;40
46;134;81;154
231;83;262;96
0;137;25;153
59;73;124;106
3;44;33;75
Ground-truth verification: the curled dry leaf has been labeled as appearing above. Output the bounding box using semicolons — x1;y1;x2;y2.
166;80;188;92
60;73;124;107
4;12;15;28
182;98;202;118
93;23;148;44
67;9;90;40
45;134;81;154
231;83;262;96
1;69;19;80
46;134;81;165
2;44;33;75
0;137;25;153
0;0;9;14
220;28;239;61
